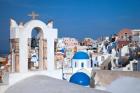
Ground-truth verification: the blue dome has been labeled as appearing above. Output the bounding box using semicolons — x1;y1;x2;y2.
72;51;89;59
60;48;65;53
69;72;90;86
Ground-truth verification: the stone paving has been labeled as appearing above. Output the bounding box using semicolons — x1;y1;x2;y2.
0;70;63;93
5;75;109;93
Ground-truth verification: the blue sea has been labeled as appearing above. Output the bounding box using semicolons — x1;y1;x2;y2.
0;50;9;57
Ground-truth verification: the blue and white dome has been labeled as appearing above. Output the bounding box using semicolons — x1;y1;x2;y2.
69;72;90;86
72;51;89;59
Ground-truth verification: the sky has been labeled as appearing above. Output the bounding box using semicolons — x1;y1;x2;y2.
0;0;140;54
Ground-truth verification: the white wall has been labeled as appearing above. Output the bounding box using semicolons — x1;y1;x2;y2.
72;59;90;69
11;19;58;72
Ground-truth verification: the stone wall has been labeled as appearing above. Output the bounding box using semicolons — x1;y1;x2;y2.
10;39;19;72
90;70;140;87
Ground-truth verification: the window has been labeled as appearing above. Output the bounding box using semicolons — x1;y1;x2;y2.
95;57;98;60
75;62;77;67
81;63;84;67
91;61;93;67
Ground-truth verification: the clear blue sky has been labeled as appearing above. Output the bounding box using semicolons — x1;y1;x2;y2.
0;0;140;53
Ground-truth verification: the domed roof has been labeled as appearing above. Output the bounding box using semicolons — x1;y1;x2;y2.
72;51;89;59
60;48;65;53
69;72;90;86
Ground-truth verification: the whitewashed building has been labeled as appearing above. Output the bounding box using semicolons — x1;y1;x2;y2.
132;29;140;42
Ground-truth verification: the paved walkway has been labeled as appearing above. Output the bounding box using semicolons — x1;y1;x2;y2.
5;75;109;93
107;77;140;93
0;70;63;93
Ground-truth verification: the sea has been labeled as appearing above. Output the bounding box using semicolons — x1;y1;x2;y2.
0;50;9;57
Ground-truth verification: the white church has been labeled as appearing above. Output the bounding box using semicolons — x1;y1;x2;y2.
10;12;58;73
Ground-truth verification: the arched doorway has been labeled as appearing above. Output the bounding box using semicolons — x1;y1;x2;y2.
28;27;46;70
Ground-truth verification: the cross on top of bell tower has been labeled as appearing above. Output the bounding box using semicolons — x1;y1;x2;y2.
28;11;39;20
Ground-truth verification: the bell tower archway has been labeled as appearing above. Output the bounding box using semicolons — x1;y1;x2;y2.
28;27;46;70
10;19;58;72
